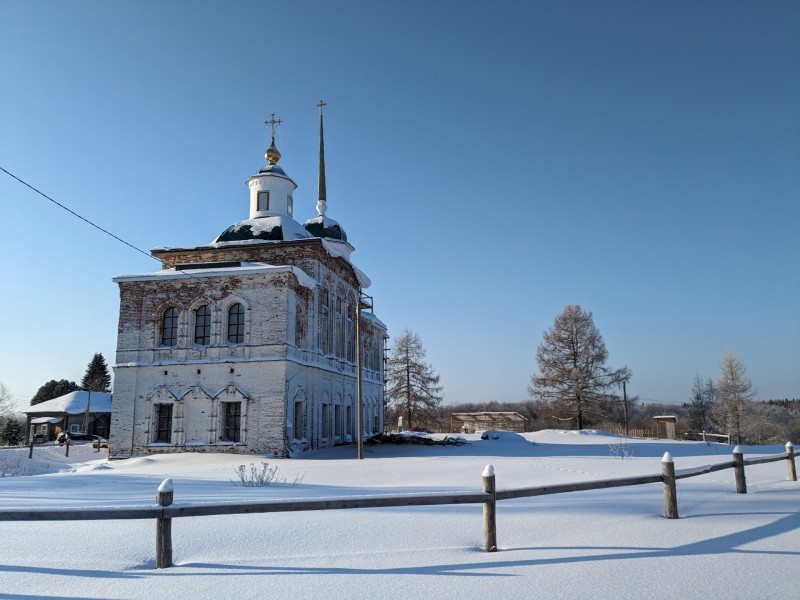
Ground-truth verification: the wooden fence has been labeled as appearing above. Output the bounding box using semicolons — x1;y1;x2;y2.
1;443;797;568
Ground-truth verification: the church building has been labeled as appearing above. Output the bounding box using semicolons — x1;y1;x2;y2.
109;106;386;458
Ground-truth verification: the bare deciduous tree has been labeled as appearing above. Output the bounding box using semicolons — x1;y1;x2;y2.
385;329;444;430
529;305;630;430
715;348;755;445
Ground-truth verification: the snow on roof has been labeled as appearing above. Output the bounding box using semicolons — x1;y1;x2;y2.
212;215;311;244
26;391;112;415
319;239;371;288
112;262;316;290
360;310;387;330
304;215;347;242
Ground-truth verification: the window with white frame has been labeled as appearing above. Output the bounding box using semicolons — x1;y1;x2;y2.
320;289;330;354
321;404;329;440
161;307;178;347
154;404;173;443
220;402;241;442
257;190;270;211
194;305;211;346
294;400;306;439
227;303;245;344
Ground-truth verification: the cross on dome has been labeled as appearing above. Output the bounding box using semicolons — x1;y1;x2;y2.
264;113;283;165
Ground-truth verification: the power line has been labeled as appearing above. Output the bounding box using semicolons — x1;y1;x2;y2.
1;163;303;335
1;164;373;352
0;165;158;263
0;163;337;327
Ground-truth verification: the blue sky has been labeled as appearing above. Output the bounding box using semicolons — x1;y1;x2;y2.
1;0;798;410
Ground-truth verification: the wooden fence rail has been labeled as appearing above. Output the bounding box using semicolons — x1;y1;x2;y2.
1;443;797;568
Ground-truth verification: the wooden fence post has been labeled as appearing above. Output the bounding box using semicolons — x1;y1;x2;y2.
733;446;746;494
662;452;678;519
786;442;797;482
28;439;33;459
482;464;497;552
156;479;174;568
65;439;69;458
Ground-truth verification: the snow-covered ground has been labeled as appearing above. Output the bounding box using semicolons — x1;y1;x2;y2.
1;430;798;599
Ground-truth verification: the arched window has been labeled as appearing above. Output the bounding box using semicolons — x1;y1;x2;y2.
320;289;330;354
295;301;307;349
194;305;211;346
161;307;178;347
346;293;355;362
227;303;245;344
335;296;344;358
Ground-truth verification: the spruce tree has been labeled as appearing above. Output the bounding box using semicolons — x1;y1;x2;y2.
0;418;23;446
685;375;715;432
81;353;112;392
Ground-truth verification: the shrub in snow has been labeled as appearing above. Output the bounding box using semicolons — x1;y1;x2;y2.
608;431;633;460
232;462;304;487
0;454;37;477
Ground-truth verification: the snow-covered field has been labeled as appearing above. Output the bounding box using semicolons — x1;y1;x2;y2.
1;430;798;599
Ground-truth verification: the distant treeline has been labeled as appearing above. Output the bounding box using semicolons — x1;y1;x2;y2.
764;398;800;409
414;398;800;445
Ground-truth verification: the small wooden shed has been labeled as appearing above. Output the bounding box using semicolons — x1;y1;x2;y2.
653;415;678;440
450;412;528;434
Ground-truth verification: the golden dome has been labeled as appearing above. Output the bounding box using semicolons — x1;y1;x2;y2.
265;136;281;165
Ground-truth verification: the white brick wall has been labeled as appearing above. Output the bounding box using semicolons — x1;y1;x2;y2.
110;241;386;459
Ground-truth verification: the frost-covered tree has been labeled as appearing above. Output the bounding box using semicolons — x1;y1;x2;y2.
385;329;444;430
715;348;755;445
685;375;716;432
81;353;112;392
529;305;630;430
0;383;14;417
30;379;80;406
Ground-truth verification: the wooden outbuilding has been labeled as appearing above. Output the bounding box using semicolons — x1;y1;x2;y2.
653;415;678;440
25;391;112;443
450;412;528;434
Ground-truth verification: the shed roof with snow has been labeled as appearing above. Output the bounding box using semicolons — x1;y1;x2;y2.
450;412;529;433
25;391;112;415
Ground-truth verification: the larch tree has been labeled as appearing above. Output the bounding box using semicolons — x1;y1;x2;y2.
715;348;755;445
385;329;444;430
81;353;112;393
529;305;630;430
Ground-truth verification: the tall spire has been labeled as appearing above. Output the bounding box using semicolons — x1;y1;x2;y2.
264;113;282;165
316;100;327;216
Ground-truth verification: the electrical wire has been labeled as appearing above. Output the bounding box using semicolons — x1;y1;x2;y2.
0;165;159;263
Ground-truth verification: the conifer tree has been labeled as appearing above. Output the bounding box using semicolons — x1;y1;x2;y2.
30;379;80;406
529;305;630;430
385;329;444;430
81;353;111;392
0;418;23;446
715;348;755;445
685;375;715;432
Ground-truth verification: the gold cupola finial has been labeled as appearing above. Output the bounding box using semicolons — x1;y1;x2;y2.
264;113;283;165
